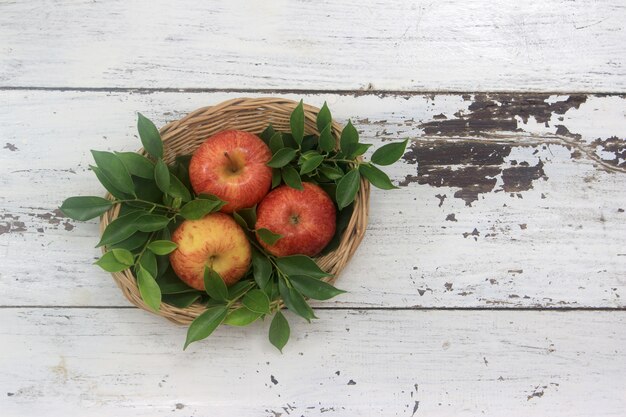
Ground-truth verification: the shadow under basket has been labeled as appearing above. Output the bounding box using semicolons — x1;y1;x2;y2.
100;97;371;325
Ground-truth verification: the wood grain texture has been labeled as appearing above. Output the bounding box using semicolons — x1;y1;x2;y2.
0;308;624;417
1;91;625;308
1;0;625;92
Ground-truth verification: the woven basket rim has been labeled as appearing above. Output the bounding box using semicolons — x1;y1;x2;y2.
100;97;370;325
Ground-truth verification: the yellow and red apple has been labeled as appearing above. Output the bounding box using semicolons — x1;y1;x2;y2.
189;130;272;213
255;182;336;257
170;213;251;290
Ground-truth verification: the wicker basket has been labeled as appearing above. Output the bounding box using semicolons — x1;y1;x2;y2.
100;97;370;325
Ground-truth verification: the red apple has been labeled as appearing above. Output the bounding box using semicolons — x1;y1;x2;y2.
255;182;336;257
170;213;251;290
189;130;272;213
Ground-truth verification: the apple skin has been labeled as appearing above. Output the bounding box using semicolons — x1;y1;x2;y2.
169;213;252;290
255;182;336;257
189;130;272;213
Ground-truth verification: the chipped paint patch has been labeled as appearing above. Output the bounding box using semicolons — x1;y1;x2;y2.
593;137;626;168
0;213;27;235
0;208;77;235
32;209;74;231
401;141;548;205
527;383;559;401
419;94;586;136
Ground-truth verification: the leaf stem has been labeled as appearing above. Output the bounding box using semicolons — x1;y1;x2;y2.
134;231;158;268
226;281;255;307
116;199;179;213
328;158;359;164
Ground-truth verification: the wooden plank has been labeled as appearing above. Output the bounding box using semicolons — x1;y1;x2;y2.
1;91;625;308
1;0;625;92
0;308;624;416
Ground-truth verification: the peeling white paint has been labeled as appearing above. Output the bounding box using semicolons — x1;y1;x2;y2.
2;91;624;309
1;309;625;416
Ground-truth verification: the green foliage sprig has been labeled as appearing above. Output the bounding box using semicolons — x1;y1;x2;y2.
61;102;407;352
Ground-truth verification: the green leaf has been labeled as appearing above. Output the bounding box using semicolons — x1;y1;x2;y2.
289;275;346;300
140;250;158;277
256;228;283;245
301;135;318;152
317;183;337;204
137;113;163;159
156;253;170;278
96;211;143;247
193;195;227;213
95;250;131;272
290;100;305;146
60;196;113;221
156;268;197;294
371;139;408;166
251;248;272;289
281;133;298;149
321;203;353;254
269;311;290;352
300;149;320;158
242;289;271;314
316;102;332;133
179;198;224;220
154;158;170;193
339;120;359;157
132;177;163;203
137;266;162;312
269;132;284;153
162;292;201;308
184;305;228;349
228;280;254;300
300;154;324;175
279;278;316;322
267;281;280;301
91;150;135;195
232;212;248;230
281;165;303;190
109;232;150;251
173;155;192;190
135;214;171;232
91;165;132;200
335;168;360;210
267;148;297;168
111;248;134;266
115;152;155;179
260;124;276;144
203;267;229;302
159;225;171;243
318;164;344;180
351;143;373;157
275;255;331;279
271;168;282;189
236;206;257;229
168;173;192;202
147;240;178;255
118;204;143;217
318;124;335;153
224;307;262;326
359;163;397;190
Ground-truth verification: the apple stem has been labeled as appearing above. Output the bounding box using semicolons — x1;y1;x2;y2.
223;152;238;173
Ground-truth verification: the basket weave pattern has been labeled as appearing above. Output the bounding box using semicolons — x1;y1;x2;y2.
101;97;370;325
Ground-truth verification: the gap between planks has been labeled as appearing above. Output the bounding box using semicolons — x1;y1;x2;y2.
0;306;625;311
1;86;626;96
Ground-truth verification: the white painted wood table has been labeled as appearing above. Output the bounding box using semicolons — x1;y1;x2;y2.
1;1;625;416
